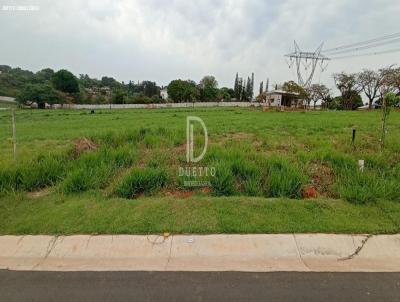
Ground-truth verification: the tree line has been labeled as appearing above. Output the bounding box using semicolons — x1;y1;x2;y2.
256;67;400;110
1;64;399;108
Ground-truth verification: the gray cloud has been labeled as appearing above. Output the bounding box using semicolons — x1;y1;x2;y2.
1;0;399;90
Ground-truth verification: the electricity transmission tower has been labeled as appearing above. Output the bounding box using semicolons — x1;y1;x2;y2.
284;33;400;88
285;41;330;88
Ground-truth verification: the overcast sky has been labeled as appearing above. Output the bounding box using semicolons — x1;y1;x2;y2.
1;0;400;90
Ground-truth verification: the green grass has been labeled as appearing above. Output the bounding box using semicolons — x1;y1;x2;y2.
0;192;399;234
114;167;168;198
0;100;17;109
0;107;399;234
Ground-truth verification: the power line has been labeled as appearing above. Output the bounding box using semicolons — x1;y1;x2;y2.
324;32;400;53
324;37;400;55
330;47;400;60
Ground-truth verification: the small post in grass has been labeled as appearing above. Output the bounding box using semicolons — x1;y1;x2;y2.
11;109;17;161
351;128;356;150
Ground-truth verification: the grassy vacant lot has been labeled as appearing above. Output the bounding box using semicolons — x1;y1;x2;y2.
0;107;399;234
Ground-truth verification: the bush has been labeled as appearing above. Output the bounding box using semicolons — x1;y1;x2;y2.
115;168;167;198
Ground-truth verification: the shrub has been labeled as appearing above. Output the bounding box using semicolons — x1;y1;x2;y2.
115;168;167;198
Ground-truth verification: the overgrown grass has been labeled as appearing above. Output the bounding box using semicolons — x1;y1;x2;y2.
0;153;67;193
0;108;399;209
114;167;168;198
61;146;136;193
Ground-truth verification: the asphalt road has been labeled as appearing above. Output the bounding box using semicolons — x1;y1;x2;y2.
1;271;399;302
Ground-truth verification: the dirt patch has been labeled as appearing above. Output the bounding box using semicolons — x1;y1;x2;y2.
216;132;256;145
200;187;212;194
27;188;50;199
74;137;97;156
302;185;319;199
307;161;335;196
165;191;193;198
230;132;254;140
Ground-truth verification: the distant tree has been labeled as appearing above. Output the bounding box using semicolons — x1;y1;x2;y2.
282;81;308;99
333;72;362;110
218;87;234;101
79;74;101;88
380;66;400;97
167;79;199;102
234;73;240;99
0;65;36;96
52;69;80;94
256;91;267;103
100;76;122;89
16;84;62;108
329;94;362;111
250;72;254;99
219;87;234;101
265;78;269;92
138;81;160;97
34;68;54;83
238;77;244;100
380;92;400;149
129;93;153;104
357;69;383;109
245;77;252;101
112;89;127;104
307;84;330;109
241;78;247;101
199;75;218;101
151;95;163;104
185;80;200;102
259;81;264;96
329;96;343;110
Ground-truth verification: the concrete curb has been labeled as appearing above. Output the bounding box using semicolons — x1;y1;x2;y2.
1;234;399;272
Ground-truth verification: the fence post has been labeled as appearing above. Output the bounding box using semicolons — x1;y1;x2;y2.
351;128;356;150
11;109;16;161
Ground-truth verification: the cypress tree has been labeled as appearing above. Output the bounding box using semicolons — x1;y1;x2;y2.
234;73;239;99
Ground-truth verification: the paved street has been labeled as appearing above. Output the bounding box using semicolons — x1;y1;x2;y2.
1;271;399;302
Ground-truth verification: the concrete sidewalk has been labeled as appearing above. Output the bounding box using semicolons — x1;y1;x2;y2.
1;234;399;272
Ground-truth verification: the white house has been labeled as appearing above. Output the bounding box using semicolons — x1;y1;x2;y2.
265;90;302;107
160;88;168;100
